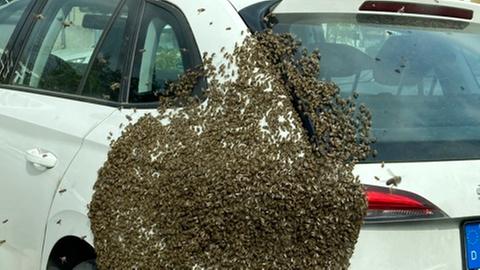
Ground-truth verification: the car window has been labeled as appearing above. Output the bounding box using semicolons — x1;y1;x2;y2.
12;0;121;95
80;0;138;101
0;0;33;54
274;14;480;162
129;2;200;104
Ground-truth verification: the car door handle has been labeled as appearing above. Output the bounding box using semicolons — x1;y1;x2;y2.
25;148;57;169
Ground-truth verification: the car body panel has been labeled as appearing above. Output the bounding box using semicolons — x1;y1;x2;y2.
42;3;250;268
0;88;115;269
268;1;480;269
351;219;463;270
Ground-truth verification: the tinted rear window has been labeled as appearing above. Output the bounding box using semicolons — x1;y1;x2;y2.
273;14;480;162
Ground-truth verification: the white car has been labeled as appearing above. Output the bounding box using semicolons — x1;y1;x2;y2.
1;0;480;269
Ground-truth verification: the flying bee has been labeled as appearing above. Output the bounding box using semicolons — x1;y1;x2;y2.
56;219;62;225
2;219;7;224
226;27;231;31
62;20;73;28
385;169;402;188
58;188;67;194
0;240;5;245
197;8;206;14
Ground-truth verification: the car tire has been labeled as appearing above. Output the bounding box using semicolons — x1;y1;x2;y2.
72;259;97;270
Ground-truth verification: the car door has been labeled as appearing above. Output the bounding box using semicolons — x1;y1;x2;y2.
0;0;125;269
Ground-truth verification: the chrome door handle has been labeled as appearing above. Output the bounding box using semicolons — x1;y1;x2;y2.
25;148;57;169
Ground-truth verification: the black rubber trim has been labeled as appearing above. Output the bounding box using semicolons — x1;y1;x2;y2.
238;0;281;32
121;0;145;103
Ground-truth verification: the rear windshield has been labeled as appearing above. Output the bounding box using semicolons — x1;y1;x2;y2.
273;14;480;162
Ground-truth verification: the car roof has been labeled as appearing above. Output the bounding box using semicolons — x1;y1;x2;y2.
229;0;480;24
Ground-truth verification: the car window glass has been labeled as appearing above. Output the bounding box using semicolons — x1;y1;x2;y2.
81;0;138;101
274;14;480;161
12;0;120;95
129;3;198;104
0;0;33;54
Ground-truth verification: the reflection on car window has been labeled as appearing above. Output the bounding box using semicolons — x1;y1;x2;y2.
12;0;120;95
129;3;194;104
81;0;138;101
274;14;480;161
0;0;33;54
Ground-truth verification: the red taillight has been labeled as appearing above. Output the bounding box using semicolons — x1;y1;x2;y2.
364;185;447;223
359;1;473;20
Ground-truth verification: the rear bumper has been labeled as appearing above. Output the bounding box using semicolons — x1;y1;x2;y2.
350;219;463;270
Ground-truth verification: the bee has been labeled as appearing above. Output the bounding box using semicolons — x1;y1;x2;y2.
197;8;206;14
381;161;385;168
110;82;121;91
374;176;380;181
56;219;62;225
209;22;213;25
2;219;7;224
226;27;231;31
34;14;45;20
58;188;67;194
59;256;67;264
62;20;73;28
81;235;87;240
126;115;133;121
139;48;146;53
0;240;5;245
385;169;402;187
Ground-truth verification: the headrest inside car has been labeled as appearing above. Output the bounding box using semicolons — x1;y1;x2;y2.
82;14;126;30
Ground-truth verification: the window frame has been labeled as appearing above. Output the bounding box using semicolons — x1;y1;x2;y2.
0;0;203;109
124;0;204;108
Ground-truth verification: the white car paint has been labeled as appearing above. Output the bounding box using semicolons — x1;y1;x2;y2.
0;0;479;269
265;1;480;269
40;0;248;269
0;89;115;270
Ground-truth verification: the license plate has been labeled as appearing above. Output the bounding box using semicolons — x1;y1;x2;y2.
464;221;480;270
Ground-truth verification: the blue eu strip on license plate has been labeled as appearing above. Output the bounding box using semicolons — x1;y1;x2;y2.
465;222;480;270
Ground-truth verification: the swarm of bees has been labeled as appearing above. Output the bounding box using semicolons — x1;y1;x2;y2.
90;28;372;270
